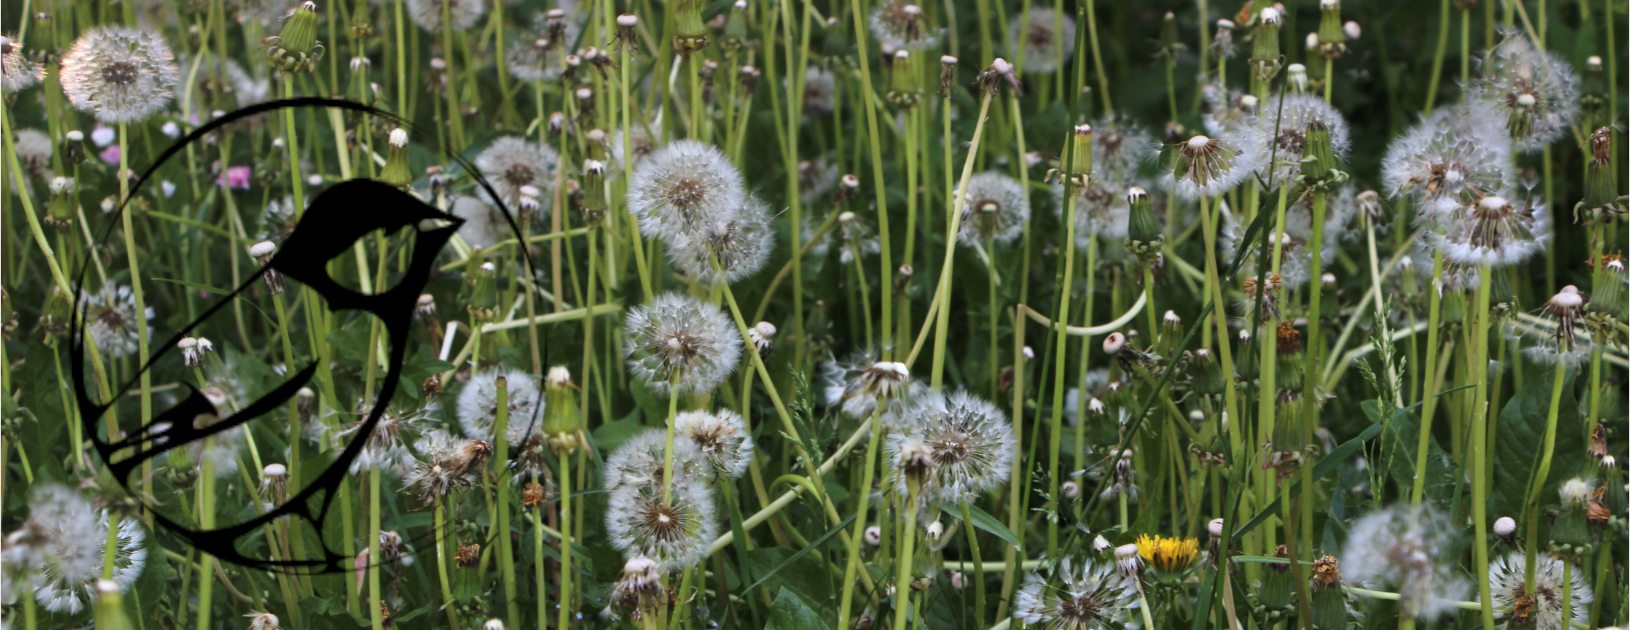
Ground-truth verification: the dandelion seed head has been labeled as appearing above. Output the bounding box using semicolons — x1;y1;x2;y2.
1382;101;1513;219
0;36;43;92
406;0;487;32
1163;133;1251;201
1341;503;1467;621
628;140;746;239
1227;93;1351;185
674;409;753;479
1056;115;1154;244
475;136;559;204
604;429;707;493
823;355;916;419
1472;34;1580;152
2;484;145;615
1436;191;1551;267
1009;9;1076;74
606;478;718;572
1490;552;1592;629
870;1;939;50
60;26;179;123
624;293;741;395
886;389;1015;505
81;284;152;358
959;171;1029;246
456;369;544;446
665;196;775;284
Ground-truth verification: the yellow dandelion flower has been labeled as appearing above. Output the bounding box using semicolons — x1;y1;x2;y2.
1135;534;1199;572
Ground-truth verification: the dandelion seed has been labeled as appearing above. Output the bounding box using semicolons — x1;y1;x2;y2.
475;136;560;204
1490;552;1592;629
885;389;1015;505
1340;503;1468;622
60;26;180;124
627;140;746;239
1008;9;1076;74
1472;33;1580;152
624;293;741;395
456;368;544;446
958;171;1029;246
674;409;753;479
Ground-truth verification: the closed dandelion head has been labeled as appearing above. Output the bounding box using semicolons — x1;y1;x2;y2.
665;196;774;284
674;409;753;479
456;369;544;446
1473;33;1580;151
1009;9;1076;74
1382;101;1514;219
1437;193;1551;267
1229;93;1351;186
475;136;559;204
603;429;706;493
886;390;1016;504
1490;552;1592;629
959;172;1030;246
611;556;666;620
870;1;938;50
1;36;43;92
606;479;718;572
1163;133;1249;201
628;140;746;239
1340;503;1468;621
60;26;179;123
823;355;914;419
1135;533;1200;572
1055;116;1154;244
406;0;486;32
3;484;145;615
81;284;152;358
624;293;741;395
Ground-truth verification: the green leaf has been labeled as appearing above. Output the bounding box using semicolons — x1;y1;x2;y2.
765;587;823;630
743;513;855;595
1490;371;1582;520
963;502;1021;549
1379;405;1456;503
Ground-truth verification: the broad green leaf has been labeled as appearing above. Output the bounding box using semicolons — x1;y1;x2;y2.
1490;372;1582;520
744;514;855;595
765;587;823;630
964;502;1021;549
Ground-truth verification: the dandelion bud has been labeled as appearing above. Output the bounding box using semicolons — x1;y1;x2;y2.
615;13;640;51
721;1;750;52
1578;127;1625;223
865;525;883;546
1286;63;1309;93
1302;119;1340;182
672;0;709;54
1251;7;1283;84
543;366;583;452
266;1;324;74
1315;0;1346;59
1068;124;1094;177
611;556;664;619
63;129;87;163
939;54;958;97
379;127;412;189
93;579;132;629
1124;186;1162;257
1208;518;1225;539
1321;272;1337;288
887;49;921;108
45;176;76;229
249;241;284;295
1553;479;1596;550
1560;478;1592;506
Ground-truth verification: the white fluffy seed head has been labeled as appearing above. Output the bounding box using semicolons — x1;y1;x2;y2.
1560;478;1592;505
1209;518;1225;538
1492;516;1517;538
388;128;408;148
617;13;637;27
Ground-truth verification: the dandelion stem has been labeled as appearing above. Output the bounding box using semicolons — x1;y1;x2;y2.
958;503;987;627
493;378;520;628
435;501;460;629
931;89;997;386
836;408;885;629
1469;261;1496;629
557;451;574;629
849;0;894;357
1522;359;1569;592
892;480;920;630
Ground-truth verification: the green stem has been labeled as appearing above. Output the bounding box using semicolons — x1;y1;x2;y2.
435;501;460;629
1470;262;1495;629
892;481;920;630
493;378;519;628
1522;360;1568;592
959;503;987;627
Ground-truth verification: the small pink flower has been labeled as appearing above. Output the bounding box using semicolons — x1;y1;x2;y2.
99;145;120;166
219;165;252;190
